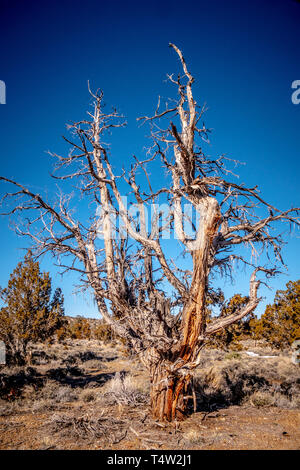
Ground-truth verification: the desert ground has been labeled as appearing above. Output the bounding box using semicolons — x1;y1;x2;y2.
0;339;299;450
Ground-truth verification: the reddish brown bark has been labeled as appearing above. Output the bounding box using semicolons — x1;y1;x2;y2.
150;362;193;421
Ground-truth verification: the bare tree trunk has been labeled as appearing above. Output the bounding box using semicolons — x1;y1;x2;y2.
150;362;192;421
148;198;221;421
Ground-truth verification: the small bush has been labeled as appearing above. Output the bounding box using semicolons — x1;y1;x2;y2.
46;365;83;381
249;391;275;408
68;317;91;340
55;386;78;403
224;352;241;360
80;389;97;402
94;321;113;343
253;280;300;349
47;411;125;443
104;372;148;406
183;430;204;447
0;366;42;400
0;252;66;365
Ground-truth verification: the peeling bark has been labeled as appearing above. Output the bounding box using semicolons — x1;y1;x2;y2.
150;362;192;421
179;197;221;361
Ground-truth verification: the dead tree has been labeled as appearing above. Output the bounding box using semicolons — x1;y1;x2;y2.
1;44;299;421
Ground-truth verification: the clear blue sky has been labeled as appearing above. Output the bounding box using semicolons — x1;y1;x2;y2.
0;0;299;318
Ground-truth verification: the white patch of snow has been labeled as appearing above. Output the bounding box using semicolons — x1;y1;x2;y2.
244;351;277;358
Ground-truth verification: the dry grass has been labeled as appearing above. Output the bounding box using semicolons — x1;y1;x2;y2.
193;349;300;411
47;410;126;444
182;429;206;447
0;339;299;450
248;391;275;408
102;372;148;406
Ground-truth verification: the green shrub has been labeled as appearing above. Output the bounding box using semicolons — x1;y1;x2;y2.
0;251;65;365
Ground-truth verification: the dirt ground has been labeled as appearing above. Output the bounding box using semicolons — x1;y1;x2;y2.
0;340;299;450
0;404;299;450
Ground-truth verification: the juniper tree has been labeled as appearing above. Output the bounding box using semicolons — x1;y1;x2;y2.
69;316;91;340
0;251;65;364
207;294;253;350
254;280;300;349
0;44;299;419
